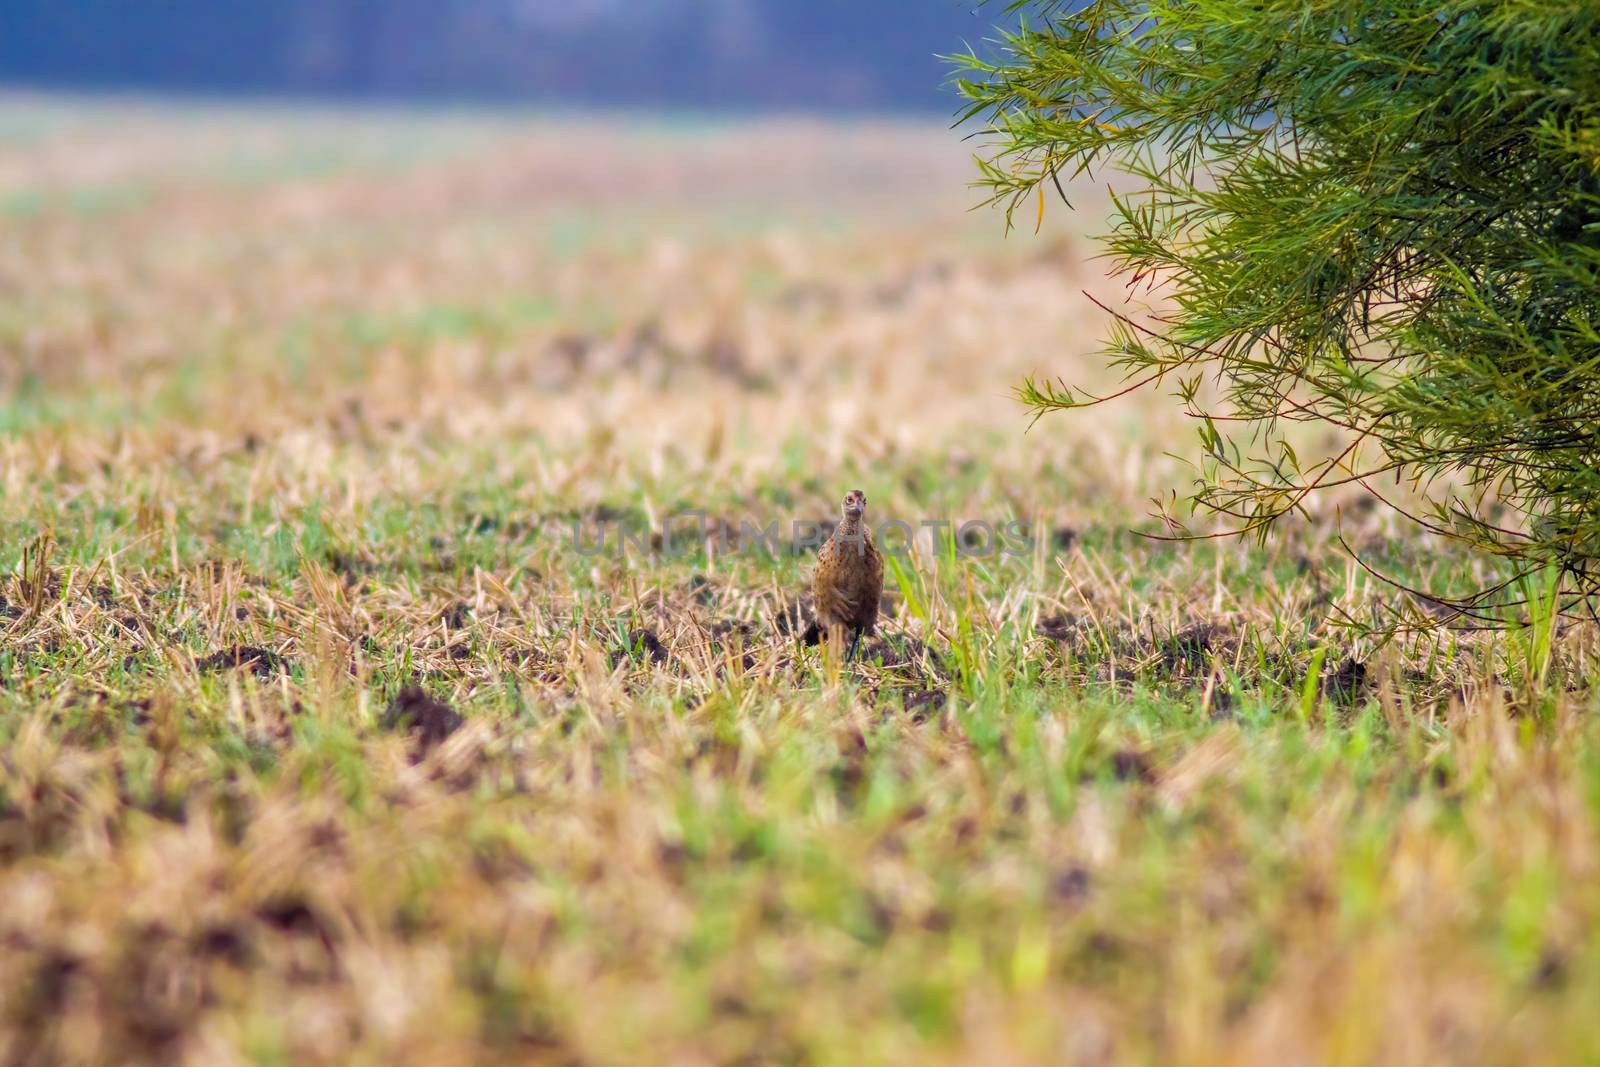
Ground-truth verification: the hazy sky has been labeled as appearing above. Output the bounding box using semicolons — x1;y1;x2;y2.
0;1;1014;111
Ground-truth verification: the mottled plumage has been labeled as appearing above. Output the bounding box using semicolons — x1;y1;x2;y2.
805;488;884;660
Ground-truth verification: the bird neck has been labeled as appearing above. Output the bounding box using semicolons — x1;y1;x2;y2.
838;513;865;539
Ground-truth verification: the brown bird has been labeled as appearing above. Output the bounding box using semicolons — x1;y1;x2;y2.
805;488;884;661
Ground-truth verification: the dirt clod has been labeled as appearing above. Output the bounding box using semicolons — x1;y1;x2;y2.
198;645;289;680
1324;658;1369;703
380;687;464;752
901;687;946;721
1109;749;1157;784
683;574;718;604
772;597;812;638
1162;622;1228;672
1036;613;1077;641
623;629;670;666
1052;864;1093;904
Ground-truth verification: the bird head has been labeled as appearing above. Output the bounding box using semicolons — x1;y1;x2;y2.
841;489;867;521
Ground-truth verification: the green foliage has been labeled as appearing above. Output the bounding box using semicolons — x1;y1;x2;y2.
955;1;1600;622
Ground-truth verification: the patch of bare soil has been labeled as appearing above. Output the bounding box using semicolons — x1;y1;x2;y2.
197;645;291;679
613;629;670;667
900;687;947;722
380;687;464;754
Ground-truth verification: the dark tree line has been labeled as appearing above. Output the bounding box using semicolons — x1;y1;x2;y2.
0;0;997;111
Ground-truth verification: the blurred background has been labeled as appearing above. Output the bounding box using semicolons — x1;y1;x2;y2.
0;1;998;112
0;0;1123;450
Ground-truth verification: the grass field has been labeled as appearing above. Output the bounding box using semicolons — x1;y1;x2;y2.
1;97;1597;1066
